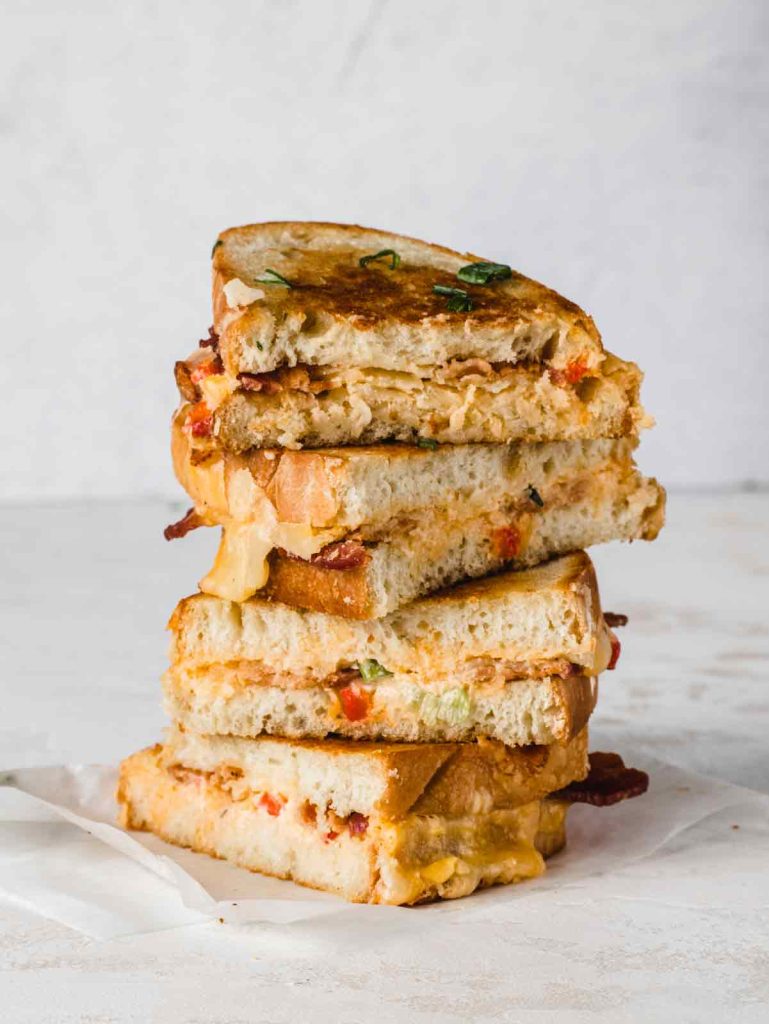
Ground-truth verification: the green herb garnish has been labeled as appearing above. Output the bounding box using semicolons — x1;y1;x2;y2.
256;268;292;288
433;284;473;312
359;249;401;270
255;341;264;351
527;485;544;508
355;658;393;682
211;240;223;258
417;437;439;450
456;261;512;285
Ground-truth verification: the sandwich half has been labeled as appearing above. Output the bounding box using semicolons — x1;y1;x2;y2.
166;427;665;611
118;728;588;905
164;552;613;747
175;222;649;450
117;731;649;906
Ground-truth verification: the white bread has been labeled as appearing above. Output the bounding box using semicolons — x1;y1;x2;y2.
118;743;572;905
163;670;598;747
259;463;665;618
156;726;588;818
170;551;608;678
211;221;606;376
173;420;639;534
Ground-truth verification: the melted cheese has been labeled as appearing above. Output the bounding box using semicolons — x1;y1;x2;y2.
175;435;336;602
223;278;265;308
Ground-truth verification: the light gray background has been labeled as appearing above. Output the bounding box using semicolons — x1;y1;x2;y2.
2;0;767;499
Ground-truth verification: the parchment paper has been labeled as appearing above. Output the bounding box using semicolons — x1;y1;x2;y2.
1;752;765;939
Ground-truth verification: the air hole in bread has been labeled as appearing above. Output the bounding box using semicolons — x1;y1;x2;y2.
576;377;600;403
540;332;560;362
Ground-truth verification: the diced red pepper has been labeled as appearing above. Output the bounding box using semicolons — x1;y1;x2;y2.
492;524;521;560
348;812;369;837
324;831;339;842
190;357;222;384
564;358;589;384
607;635;621;671
549;358;590;387
259;792;285;817
339;684;371;722
186;401;213;437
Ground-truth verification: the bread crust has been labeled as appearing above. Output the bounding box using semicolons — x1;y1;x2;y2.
117;743;571;904
258;472;665;618
211;221;604;377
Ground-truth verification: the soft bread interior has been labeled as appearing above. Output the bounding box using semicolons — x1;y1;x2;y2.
159;726;588;820
262;465;665;618
170;551;609;678
118;742;572;905
210;221;605;377
163;669;598;747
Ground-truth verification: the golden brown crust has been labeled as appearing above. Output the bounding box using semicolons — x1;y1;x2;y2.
211;221;604;375
407;729;588;817
213;221;599;331
263;551;376;618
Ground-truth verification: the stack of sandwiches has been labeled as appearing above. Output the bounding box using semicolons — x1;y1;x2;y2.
118;223;664;905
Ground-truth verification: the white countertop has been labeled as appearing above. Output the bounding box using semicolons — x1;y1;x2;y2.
2;492;768;1021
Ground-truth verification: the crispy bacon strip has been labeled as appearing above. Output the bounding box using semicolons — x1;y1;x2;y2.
551;752;649;807
280;538;368;571
200;326;219;350
604;612;629;628
164;507;205;541
347;812;369;837
239;372;284;395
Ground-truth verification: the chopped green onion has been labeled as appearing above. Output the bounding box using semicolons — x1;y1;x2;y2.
527;485;544;508
211;240;223;258
417;437;439;450
456;261;512;285
255;341;264;351
433;284;473;312
359;249;401;270
256;268;292;288
355;658;393;682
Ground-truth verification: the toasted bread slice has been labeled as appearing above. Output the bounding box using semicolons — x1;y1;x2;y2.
170;428;645;595
163;670;598;747
211;222;605;376
201;352;645;450
172;418;640;533
193;462;663;617
172;431;664;610
170;552;608;679
166;551;606;746
117;729;587;904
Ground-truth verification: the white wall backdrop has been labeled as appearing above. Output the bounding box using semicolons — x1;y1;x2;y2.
2;0;767;499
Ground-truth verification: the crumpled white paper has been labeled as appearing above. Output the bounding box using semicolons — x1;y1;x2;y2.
0;752;765;939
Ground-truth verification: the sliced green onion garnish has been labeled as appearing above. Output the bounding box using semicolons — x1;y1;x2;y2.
433;284;473;312
256;268;292;287
456;261;512;285
359;249;401;270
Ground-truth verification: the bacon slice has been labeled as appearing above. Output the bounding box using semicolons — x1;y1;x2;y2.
164;507;205;541
280;538;369;571
607;635;621;670
199;326;219;350
604;612;629;628
239;372;284;395
347;812;369;837
551;751;649;807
